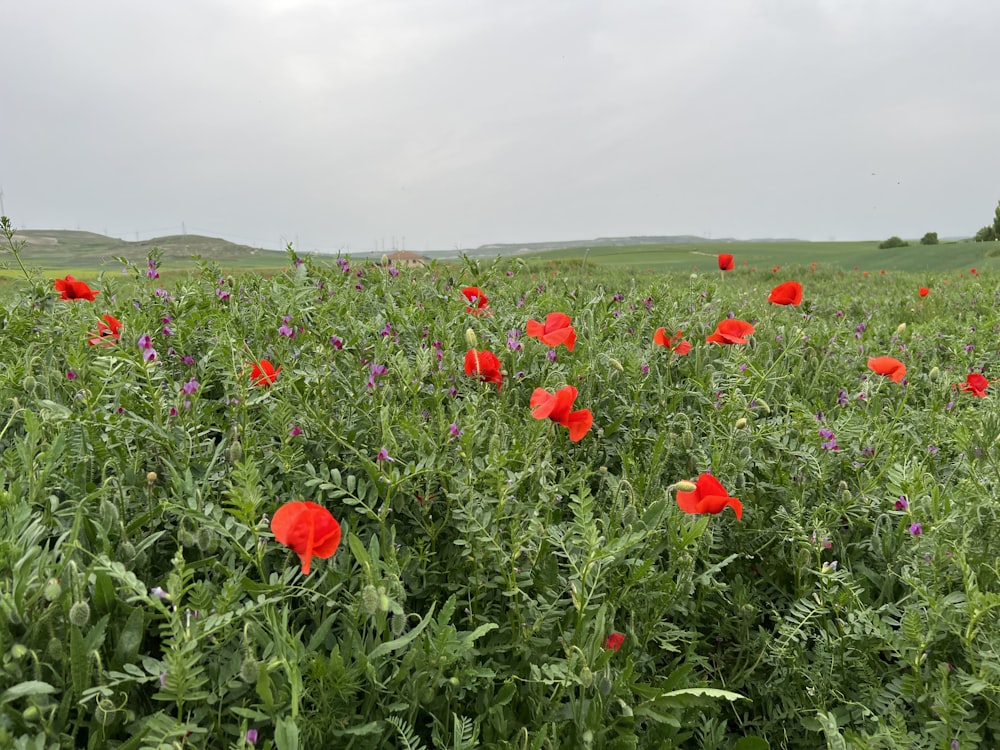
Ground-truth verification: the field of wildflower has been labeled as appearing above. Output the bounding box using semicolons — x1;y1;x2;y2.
2;216;1000;749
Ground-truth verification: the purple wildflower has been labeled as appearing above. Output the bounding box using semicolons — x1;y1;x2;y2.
181;378;199;395
910;522;923;536
895;497;909;510
66;370;77;380
376;447;393;462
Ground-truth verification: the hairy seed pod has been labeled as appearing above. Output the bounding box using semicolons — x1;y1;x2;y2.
228;440;244;464
361;585;379;615
239;657;259;684
47;636;64;662
735;417;748;429
21;375;37;392
69;601;91;628
579;665;594;688
929;366;939;382
681;430;694;450
43;579;62;602
391;613;406;636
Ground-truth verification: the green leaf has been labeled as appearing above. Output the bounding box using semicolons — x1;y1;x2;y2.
0;680;57;704
274;716;300;750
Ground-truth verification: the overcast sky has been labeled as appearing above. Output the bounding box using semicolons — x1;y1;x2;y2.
3;0;999;253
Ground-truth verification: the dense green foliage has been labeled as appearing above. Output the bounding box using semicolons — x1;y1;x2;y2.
920;232;938;246
2;222;1000;748
878;236;908;250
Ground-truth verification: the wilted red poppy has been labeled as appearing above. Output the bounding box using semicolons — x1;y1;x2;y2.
706;319;755;345
959;373;988;397
717;254;735;271
461;286;489;314
529;385;593;442
526;312;576;351
767;281;803;306
87;315;122;346
867;356;906;383
464;348;503;390
248;359;281;387
54;275;99;301
653;328;692;355
604;632;625;652
676;473;742;520
271;501;341;575
919;287;930;297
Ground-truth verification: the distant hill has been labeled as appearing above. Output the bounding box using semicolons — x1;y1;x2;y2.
9;230;285;268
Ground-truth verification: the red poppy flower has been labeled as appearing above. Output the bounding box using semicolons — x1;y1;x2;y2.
717;253;735;271
867;356;906;383
653;328;692;355
271;501;341;575
676;473;742;520
529;385;593;442
919;287;930;297
767;281;803;306
526;312;576;351
706;319;755;345
461;286;489;314
464;348;503;390
971;268;978;276
54;275;99;301
772;265;781;273
248;359;281;387
87;315;122;347
604;632;625;652
959;372;988;397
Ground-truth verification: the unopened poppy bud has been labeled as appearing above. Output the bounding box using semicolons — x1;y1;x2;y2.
597;676;613;697
43;579;62;602
621;504;638;527
739;447;751;461
47;636;64;661
465;328;477;348
391;612;406;636
673;480;697;493
22;705;40;724
579;665;594;688
841;489;852;503
378;589;391;613
239;657;259;684
69;600;91;628
608;357;624;372
146;471;157;485
681;430;694;449
119;541;136;564
21;375;37;392
735;417;748;429
99;499;119;528
755;399;771;415
10;643;28;660
896;323;906;335
838;481;848;491
361;584;379;615
228;440;244;464
381;254;388;267
929;366;939;381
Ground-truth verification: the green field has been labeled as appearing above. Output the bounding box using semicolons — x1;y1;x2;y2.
3;220;1000;748
521;239;1000;274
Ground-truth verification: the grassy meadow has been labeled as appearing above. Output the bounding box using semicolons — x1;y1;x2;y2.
2;220;1000;749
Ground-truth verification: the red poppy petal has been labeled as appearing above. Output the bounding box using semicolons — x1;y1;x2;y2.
676;489;704;515
530;388;557;419
543;312;572;332
564;409;593;442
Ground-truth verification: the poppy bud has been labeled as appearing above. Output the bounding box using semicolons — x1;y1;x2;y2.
361;584;379;614
378;590;391;613
608;357;624;372
146;471;157;485
739;447;751;461
391;612;406;636
755;399;772;415
381;254;388;267
672;480;698;493
735;418;748;429
43;579;62;602
119;541;136;564
598;676;613;696
896;323;907;336
465;328;477;348
69;600;91;628
10;643;28;660
929;366;939;382
842;489;852;504
22;706;40;724
228;440;244;464
47;636;63;661
239;657;259;684
621;504;638;527
99;499;119;528
94;698;116;727
21;375;37;392
681;430;694;449
579;665;594;688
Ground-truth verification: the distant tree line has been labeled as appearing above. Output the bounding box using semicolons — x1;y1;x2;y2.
974;200;1000;241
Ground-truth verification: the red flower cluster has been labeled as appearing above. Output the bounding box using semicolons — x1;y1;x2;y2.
54;275;99;301
653;328;691;355
604;632;625;652
464;348;503;390
530;385;592;442
526;312;576;351
271;501;341;575
706;319;754;345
